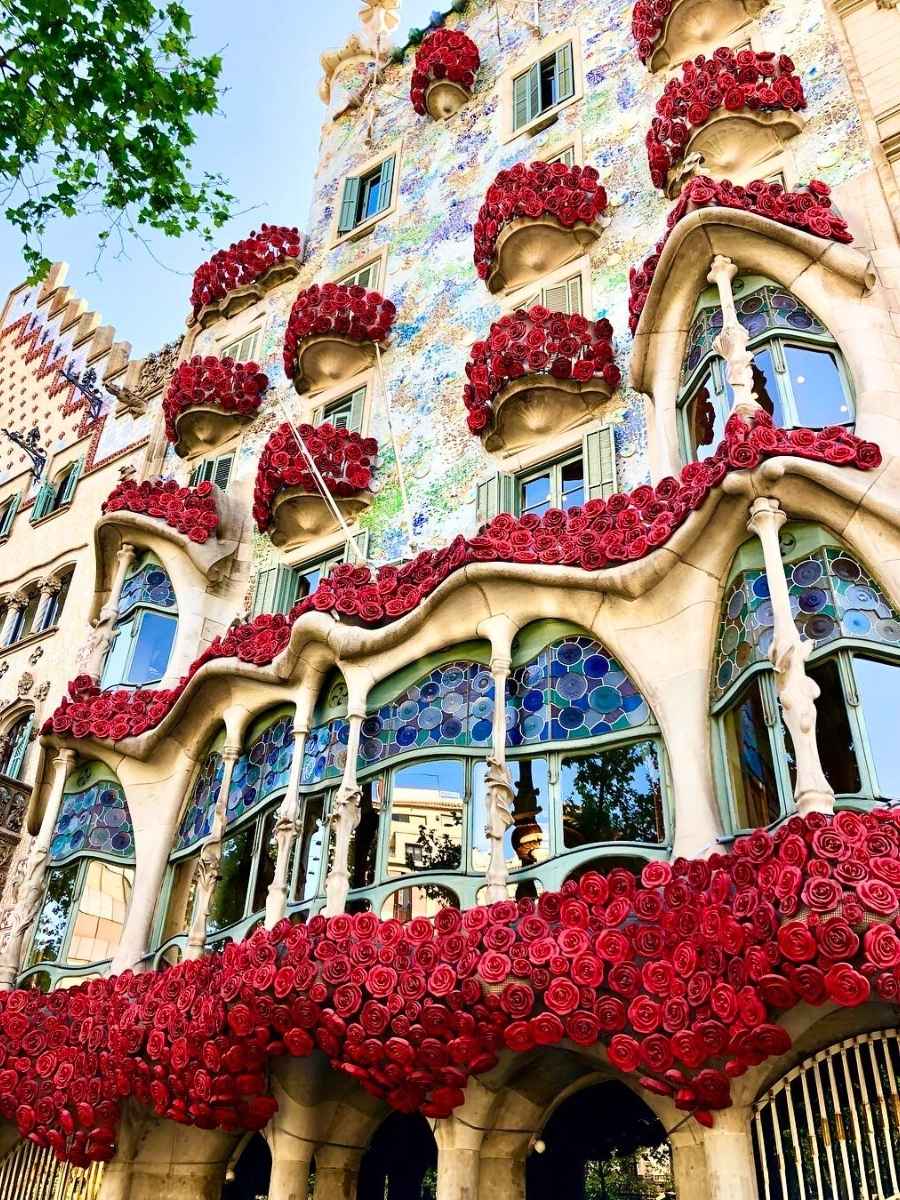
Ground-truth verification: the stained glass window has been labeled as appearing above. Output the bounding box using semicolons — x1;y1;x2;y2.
301;719;350;786
175;750;225;852
50;779;134;862
227;713;294;825
713;547;900;700
119;559;176;615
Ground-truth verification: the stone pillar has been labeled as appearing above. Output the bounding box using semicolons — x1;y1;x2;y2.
186;743;241;959
265;720;309;929
435;1117;482;1200
269;1149;313;1200
313;1161;360;1200
670;1124;712;1200
0;746;75;986
479;1155;526;1200
700;1106;759;1200
747;497;834;815
483;650;514;904
0;592;27;646
707;255;761;421
324;706;365;917
33;576;62;633
78;542;137;679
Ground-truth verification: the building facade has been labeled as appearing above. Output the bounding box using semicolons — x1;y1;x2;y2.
1;0;900;1197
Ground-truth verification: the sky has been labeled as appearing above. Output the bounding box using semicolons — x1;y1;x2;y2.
0;0;441;356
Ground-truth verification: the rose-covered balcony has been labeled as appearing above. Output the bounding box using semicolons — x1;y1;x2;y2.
164;356;269;458
647;50;806;196
474;162;608;293
464;307;621;454
632;0;769;72
190;224;305;328
410;28;480;119
283;283;396;396
253;421;377;550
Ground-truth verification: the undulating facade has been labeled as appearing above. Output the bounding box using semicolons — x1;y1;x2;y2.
1;0;900;1196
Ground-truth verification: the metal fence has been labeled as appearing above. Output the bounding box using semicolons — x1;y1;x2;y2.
753;1029;900;1200
0;1139;104;1200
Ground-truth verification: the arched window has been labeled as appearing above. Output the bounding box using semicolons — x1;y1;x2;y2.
31;459;82;522
38;567;74;632
679;276;854;460
25;761;134;979
100;552;177;690
0;710;33;780
6;584;41;645
714;527;900;829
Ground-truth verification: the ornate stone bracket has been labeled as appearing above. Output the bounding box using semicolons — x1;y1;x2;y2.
185;745;241;960
76;542;136;679
747;498;834;816
324;707;365;917
707;254;761;420
264;723;309;929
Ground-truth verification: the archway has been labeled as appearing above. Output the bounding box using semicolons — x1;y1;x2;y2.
357;1112;437;1200
222;1133;271;1200
527;1081;673;1200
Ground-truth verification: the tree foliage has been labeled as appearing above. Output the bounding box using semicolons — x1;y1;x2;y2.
562;743;662;844
0;0;234;276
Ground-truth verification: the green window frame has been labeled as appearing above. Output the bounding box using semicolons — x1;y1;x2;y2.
512;42;575;131
315;385;365;433
337;156;396;235
31;459;82;523
518;452;586;518
221;328;261;362
250;532;370;618
189;451;234;492
0;493;19;539
338;260;380;290
545;144;576;167
1;711;33;780
99;553;178;691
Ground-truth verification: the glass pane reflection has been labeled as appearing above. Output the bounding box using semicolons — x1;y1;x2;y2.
294;796;325;901
387;760;464;880
687;375;721;460
473;757;550;872
66;861;132;966
561;742;663;846
207;825;254;934
724;678;781;828
750;348;784;427
807;659;861;794
348;779;381;889
785;345;849;428
251;809;279;913
854;657;900;799
27;864;78;967
380;885;459;922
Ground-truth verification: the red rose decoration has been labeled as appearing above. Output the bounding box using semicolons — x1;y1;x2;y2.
824;963;871;1007
411;29;480;116
103;476;221;545
283;283;396;386
191;224;303;316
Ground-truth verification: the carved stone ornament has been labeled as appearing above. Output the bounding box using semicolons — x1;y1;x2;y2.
269;487;373;551
0;664;10;680
16;673;33;696
28;647;43;666
482;756;516;903
106;338;183;418
35;682;50;701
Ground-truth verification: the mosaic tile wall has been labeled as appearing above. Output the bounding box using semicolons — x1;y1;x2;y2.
183;0;871;575
713;547;900;700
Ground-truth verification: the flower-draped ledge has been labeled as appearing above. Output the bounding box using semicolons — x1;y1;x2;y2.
474;162;608;291
628;176;852;333
411;28;480;118
163;356;269;449
5;810;900;1165
45;410;881;741
252;421;378;536
282;283;396;395
101;479;220;546
647;50;806;191
190;225;304;319
463;306;621;443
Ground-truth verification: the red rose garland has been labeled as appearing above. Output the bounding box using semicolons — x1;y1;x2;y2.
473;162;608;282
647;50;806;189
190;225;303;316
5;810;900;1164
163;356;269;445
102;478;220;545
464;306;621;437
282;284;396;386
629;176;852;332
411;29;480;115
46;411;881;740
253;422;378;534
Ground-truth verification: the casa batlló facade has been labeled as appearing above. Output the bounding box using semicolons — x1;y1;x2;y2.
1;0;900;1196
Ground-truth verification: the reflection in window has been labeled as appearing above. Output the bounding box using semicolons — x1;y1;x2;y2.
251;809;279;913
1;711;32;779
348;779;382;890
387;760;464;880
785;345;850;428
27;864;79;967
803;659;861;795
474;757;550;872
161;854;198;944
854;657;900;799
723;678;782;828
66;861;133;966
561;742;664;846
207;825;255;934
294;797;326;902
381;885;459;922
101;554;178;690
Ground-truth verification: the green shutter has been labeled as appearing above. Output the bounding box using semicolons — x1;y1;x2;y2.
555;43;575;103
30;482;54;523
5;714;32;780
513;63;540;130
343;529;370;563
251;565;299;617
476;472;515;526
188;463;201;488
348;388;366;434
338;176;361;234
376;156;395;217
0;494;19;537
212;454;233;492
583;427;617;501
59;458;82;507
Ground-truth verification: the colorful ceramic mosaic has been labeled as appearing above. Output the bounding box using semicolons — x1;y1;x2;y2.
301;719;350;787
713;548;900;699
507;636;651;747
175;751;225;852
50;782;134;862
119;560;177;616
357;661;494;766
226;715;294;824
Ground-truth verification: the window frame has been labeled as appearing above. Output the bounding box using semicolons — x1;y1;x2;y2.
336;250;387;293
220;327;262;363
516;450;586;517
100;554;178;692
332;144;402;246
188;450;234;492
500;30;584;143
315;384;366;434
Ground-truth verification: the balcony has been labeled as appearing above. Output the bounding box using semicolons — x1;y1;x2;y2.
283;283;395;396
190;224;304;328
164;356;269;458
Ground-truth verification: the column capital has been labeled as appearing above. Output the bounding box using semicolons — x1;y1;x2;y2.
117;541;137;564
6;592;27;610
37;577;62;596
747;495;786;537
51;747;76;772
707;254;738;289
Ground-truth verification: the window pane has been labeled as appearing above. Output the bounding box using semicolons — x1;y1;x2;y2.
806;658;861;794
362;171;382;220
296;566;322;601
473;757;550;872
324;400;352;429
207;825;255;934
66;861;133;966
251;808;279;913
19;591;40;638
521;472;551;517
347;779;381;889
100;620;133;690
127;611;177;686
27;864;79;967
784;345;850;428
750;348;785;427
686;376;722;460
388;760;464;879
381;885;459;921
561;742;664;847
560;459;585;508
853;657;900;799
162;855;198;942
294;796;326;901
723;678;781;828
540;55;557;109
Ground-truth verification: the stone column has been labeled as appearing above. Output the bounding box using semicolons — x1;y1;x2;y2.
707;255;761;420
0;592;27;646
269;1148;313;1200
78;542;137;679
483;650;514;904
0;746;75;986
33;576;62;633
670;1124;712;1200
747;497;834;815
186;742;241;959
479;1155;526;1200
700;1106;759;1200
265;720;310;929
435;1117;482;1200
324;705;365;917
313;1157;361;1200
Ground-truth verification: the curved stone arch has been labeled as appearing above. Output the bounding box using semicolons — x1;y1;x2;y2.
628;207;881;478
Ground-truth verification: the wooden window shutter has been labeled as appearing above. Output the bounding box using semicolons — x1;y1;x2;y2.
376;156;395;217
514;63;540;130
348;387;366;433
0;494;19;537
251;565;298;617
476;473;515;527
343;529;370;563
555;43;575;103
59;458;82;507
583;427;617;500
567;275;583;315
30;482;53;523
338;176;361;234
542;280;573;314
212;454;233;492
188;463;201;488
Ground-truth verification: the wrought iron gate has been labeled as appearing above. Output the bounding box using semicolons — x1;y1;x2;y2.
0;1138;104;1200
753;1029;900;1200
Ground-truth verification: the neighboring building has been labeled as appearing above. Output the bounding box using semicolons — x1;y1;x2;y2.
1;0;900;1198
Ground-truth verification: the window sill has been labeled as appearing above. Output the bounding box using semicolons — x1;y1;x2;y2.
503;92;580;145
29;502;73;528
330;205;395;250
0;625;59;658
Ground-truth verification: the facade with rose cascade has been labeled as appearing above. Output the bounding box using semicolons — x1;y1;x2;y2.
3;0;900;1196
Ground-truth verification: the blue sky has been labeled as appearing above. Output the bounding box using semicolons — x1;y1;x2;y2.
0;1;441;356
